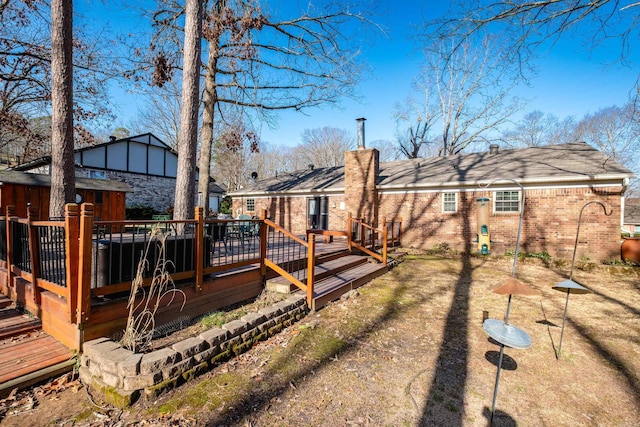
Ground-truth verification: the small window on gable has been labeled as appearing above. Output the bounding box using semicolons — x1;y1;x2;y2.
443;192;457;213
495;191;520;213
245;198;255;212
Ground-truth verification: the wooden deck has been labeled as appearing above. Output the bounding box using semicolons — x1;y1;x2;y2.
0;305;75;397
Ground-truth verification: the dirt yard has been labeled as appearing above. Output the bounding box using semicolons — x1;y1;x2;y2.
1;252;639;426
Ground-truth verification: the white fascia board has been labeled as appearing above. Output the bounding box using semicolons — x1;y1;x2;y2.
229;188;345;198
378;176;630;194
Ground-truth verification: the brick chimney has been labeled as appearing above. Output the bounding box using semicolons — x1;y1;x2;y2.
344;117;379;225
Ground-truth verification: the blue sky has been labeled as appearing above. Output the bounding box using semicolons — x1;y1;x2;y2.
77;1;639;148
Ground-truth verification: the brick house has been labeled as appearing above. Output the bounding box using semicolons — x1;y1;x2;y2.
13;133;225;214
229;126;634;262
623;198;640;236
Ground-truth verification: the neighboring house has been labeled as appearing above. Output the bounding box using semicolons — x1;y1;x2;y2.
13;133;225;214
229;127;634;262
623;198;640;236
0;169;131;220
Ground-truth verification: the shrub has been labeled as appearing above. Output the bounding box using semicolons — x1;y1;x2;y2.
220;196;233;215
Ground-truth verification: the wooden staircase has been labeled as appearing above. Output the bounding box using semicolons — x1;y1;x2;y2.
266;250;389;310
0;296;75;397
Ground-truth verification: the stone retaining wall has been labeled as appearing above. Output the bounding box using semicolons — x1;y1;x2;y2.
79;294;308;407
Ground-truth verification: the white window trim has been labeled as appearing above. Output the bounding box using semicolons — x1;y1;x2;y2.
442;192;458;213
245;198;256;211
493;191;521;213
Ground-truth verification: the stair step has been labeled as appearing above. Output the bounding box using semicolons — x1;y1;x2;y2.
266;254;369;293
0;295;12;309
0;309;42;340
310;262;389;310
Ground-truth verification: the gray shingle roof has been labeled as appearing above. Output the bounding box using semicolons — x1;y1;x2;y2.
230;143;635;196
625;199;640;225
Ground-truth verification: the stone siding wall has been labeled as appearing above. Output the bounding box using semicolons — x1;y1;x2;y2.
76;169;178;213
24;166;180;213
79;295;308;407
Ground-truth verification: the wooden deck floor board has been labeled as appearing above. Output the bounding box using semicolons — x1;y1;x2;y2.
0;314;74;389
0;309;42;340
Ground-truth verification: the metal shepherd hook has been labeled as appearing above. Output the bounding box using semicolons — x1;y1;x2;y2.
553;201;612;359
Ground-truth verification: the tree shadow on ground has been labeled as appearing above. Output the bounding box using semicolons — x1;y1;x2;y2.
203;259;459;426
418;249;474;426
418;189;478;426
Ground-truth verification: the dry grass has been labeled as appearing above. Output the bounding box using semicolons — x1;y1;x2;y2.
2;253;638;426
132;252;639;426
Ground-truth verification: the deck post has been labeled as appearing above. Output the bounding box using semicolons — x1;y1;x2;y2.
27;205;42;306
259;209;268;277
65;204;80;323
307;233;315;308
347;212;352;252
382;216;388;265
195;207;204;292
5;206;15;291
398;217;403;243
77;203;93;327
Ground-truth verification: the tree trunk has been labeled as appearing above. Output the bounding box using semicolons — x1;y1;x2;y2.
49;0;75;219
173;0;202;221
197;29;220;216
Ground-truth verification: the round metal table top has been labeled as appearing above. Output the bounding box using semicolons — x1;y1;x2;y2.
552;279;591;294
482;318;532;349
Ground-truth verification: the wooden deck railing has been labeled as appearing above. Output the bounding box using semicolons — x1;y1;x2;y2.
0;205;77;321
263;214;316;307
0;203;399;348
347;213;402;265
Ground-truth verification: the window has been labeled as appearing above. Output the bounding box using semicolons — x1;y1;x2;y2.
95;191;104;204
495;191;521;212
245;198;255;212
89;170;106;179
443;192;457;213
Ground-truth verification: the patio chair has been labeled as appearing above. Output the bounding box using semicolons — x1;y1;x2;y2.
225;214;255;252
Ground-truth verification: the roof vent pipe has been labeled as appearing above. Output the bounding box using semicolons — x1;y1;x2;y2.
356;117;366;149
489;144;499;155
308;164;314;171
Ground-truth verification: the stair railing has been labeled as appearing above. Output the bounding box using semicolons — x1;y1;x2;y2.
347;213;388;265
261;211;316;307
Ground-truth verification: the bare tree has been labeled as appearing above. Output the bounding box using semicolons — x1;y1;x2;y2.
144;0;376;214
296;127;354;168
132;79;182;148
393;94;438;159
428;1;640;95
575;103;639;170
1;0;118;157
424;36;520;156
502;110;578;147
173;0;203;221
49;0;75;218
368;139;401;162
212;122;259;192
